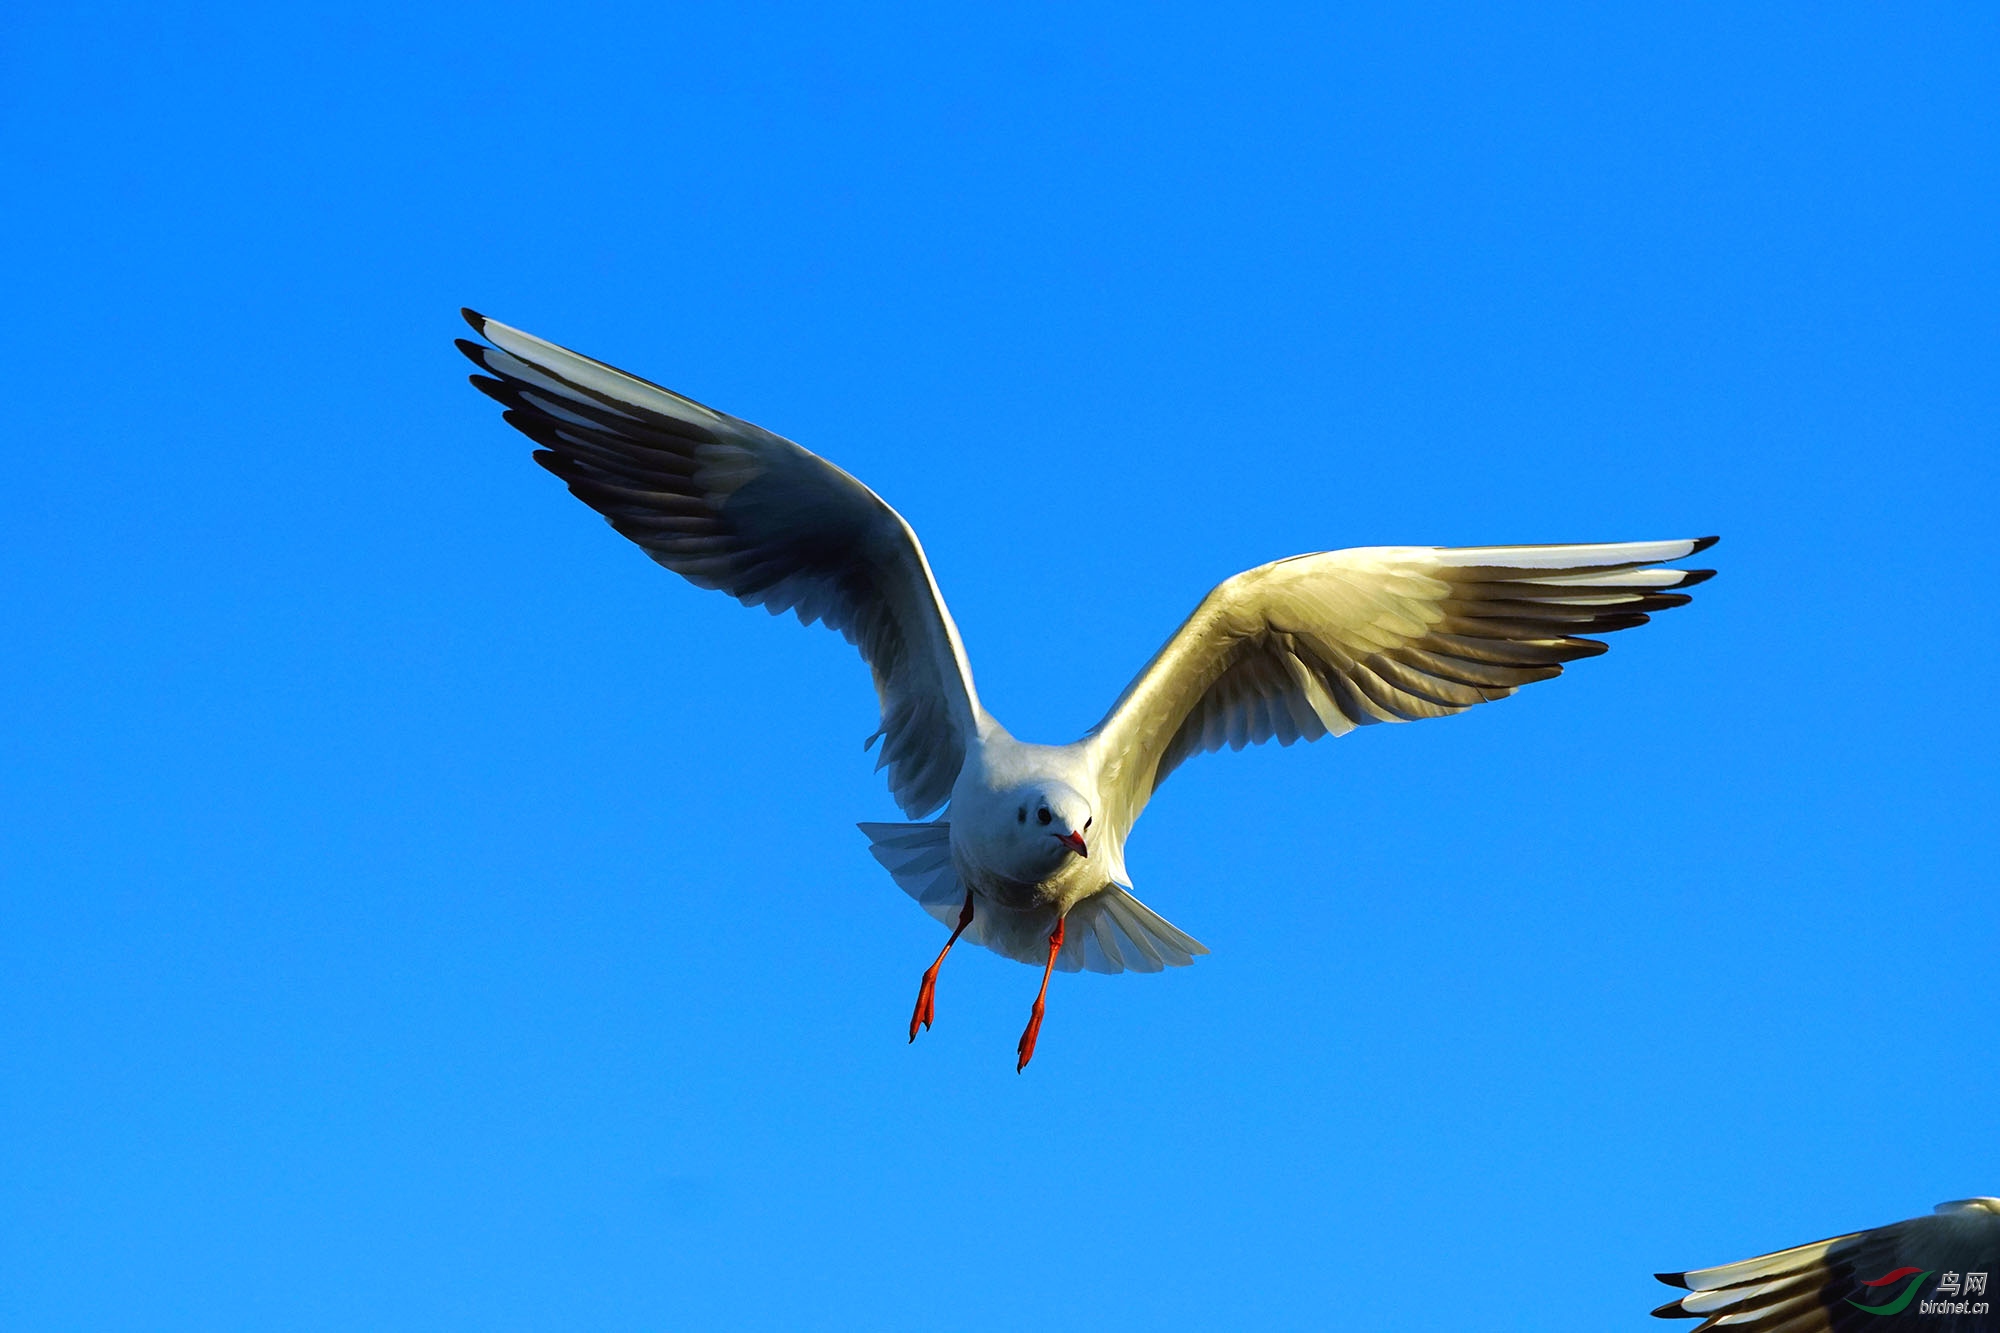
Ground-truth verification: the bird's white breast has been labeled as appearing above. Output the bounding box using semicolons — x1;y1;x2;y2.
948;734;1109;913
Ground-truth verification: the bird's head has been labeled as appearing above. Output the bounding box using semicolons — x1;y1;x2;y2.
1010;782;1093;863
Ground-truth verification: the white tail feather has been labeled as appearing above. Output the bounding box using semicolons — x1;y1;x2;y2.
857;823;1209;975
1066;887;1208;973
857;820;963;925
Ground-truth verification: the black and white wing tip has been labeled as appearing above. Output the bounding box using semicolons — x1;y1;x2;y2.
1650;1197;2000;1326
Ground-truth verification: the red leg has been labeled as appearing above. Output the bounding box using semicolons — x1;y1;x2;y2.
909;890;976;1042
1015;915;1066;1073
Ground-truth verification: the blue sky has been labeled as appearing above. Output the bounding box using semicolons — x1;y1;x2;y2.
4;2;1995;1328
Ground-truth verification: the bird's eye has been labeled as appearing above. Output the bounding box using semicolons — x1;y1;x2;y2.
1085;817;1093;830
1037;807;1052;825
1016;807;1026;823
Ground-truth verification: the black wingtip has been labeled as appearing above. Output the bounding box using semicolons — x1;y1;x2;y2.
461;307;487;333
468;373;513;406
1689;535;1721;555
1655;1272;1691;1289
1651;1296;1699;1318
1674;568;1718;589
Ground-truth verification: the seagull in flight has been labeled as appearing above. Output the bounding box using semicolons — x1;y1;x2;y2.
456;310;1717;1070
1653;1197;2000;1328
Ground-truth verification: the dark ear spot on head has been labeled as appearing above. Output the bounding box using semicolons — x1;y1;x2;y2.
1017;807;1026;823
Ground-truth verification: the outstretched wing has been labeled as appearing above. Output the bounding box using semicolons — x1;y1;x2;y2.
1087;539;1717;829
1652;1197;2000;1330
458;311;989;817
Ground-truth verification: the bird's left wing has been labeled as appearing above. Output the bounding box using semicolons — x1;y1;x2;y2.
1652;1197;2000;1329
1086;539;1716;832
458;311;989;817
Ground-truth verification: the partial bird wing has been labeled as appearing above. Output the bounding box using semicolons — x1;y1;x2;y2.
1086;539;1717;829
1652;1197;2000;1330
458;311;989;817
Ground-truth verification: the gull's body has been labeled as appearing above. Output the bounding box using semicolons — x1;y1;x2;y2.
457;310;1718;1068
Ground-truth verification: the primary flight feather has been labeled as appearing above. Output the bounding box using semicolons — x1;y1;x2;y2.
457;310;1717;1070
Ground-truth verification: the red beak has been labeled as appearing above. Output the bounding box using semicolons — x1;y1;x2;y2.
1057;831;1087;857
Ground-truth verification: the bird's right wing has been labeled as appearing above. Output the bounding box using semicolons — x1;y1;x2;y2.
458;311;989;817
1085;539;1716;833
1652;1197;2000;1330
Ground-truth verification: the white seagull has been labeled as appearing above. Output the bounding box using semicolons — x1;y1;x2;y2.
457;310;1718;1070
